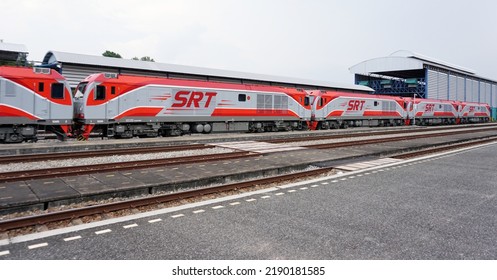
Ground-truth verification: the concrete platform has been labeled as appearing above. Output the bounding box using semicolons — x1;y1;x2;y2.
0;128;496;215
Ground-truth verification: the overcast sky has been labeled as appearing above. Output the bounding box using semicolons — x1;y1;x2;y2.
1;0;496;83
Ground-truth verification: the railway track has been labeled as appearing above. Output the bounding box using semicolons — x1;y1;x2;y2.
267;123;497;144
1;135;496;233
0;125;496;183
304;126;497;149
0;167;335;232
1;123;496;164
0;144;208;164
0;151;257;183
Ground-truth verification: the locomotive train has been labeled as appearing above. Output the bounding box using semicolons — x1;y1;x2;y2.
0;65;492;143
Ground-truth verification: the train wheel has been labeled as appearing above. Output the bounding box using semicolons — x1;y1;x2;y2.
7;133;23;143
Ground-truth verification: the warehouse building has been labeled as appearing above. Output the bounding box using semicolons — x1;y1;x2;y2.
0;41;28;66
42;50;372;93
350;50;497;119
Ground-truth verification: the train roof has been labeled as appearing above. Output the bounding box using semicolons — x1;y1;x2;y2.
0;66;64;80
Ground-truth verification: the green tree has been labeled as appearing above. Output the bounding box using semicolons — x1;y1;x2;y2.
140;56;155;62
102;50;122;58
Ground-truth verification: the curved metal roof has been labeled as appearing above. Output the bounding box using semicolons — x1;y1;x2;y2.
43;50;373;92
350;50;476;76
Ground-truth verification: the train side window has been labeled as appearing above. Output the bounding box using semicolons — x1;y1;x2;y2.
238;94;246;102
304;97;310;106
319;97;323;107
374;101;379;106
51;83;64;99
96;85;106;100
38;82;45;92
111;86;116;95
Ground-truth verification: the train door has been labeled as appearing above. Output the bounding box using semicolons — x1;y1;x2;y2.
118;87;128;118
106;86;118;119
318;96;328;119
34;97;49;120
300;95;312;119
33;82;49;120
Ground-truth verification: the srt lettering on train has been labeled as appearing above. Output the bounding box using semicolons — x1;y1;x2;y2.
425;104;435;112
172;91;217;108
347;100;365;111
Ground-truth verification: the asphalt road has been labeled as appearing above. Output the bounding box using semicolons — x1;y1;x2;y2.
2;143;496;260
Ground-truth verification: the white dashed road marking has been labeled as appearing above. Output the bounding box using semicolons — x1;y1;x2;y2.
63;236;82;242
0;250;10;256
171;214;185;218
95;229;112;235
193;209;205;213
123;224;138;229
28;243;48;249
148;219;162;223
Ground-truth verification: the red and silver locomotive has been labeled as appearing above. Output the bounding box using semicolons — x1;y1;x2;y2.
308;90;407;129
73;73;312;138
0;66;73;143
0;66;492;142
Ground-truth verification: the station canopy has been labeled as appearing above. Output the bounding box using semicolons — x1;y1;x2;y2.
349;50;496;105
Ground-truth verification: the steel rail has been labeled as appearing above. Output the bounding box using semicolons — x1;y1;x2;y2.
0;144;208;164
0;151;258;183
391;137;497;159
304;127;497;149
266;123;497;143
0;167;335;232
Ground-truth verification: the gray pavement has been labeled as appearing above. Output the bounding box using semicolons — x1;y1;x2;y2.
1;142;496;259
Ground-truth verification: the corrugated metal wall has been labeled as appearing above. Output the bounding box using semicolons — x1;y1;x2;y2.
456;77;465;101
485;83;491;105
472;80;479;102
492;85;497;108
438;72;448;99
448;74;457;100
427;69;438;99
465;79;473;102
61;64;118;88
426;67;497;108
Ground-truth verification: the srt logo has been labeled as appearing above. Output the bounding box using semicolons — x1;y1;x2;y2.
347;100;365;111
468;106;475;113
425;103;435;112
172;91;217;108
